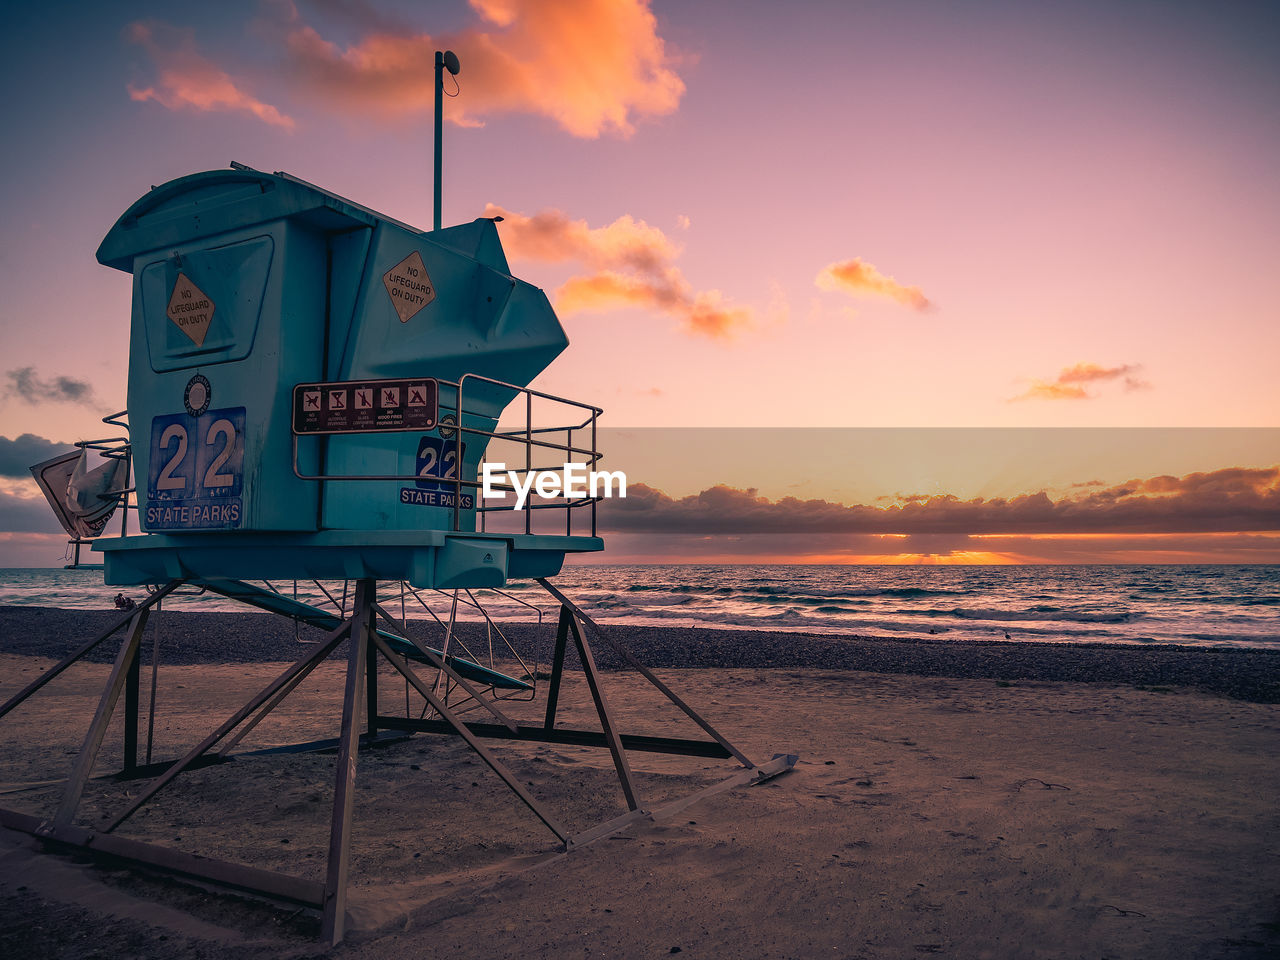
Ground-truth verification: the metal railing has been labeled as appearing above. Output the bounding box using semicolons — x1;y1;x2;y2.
63;410;134;566
65;371;604;563
291;372;605;537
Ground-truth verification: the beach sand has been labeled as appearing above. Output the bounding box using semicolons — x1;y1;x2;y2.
0;607;1277;958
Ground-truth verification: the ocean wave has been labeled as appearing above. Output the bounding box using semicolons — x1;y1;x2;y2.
623;583;970;601
3;564;1278;650
1189;596;1280;607
591;592;696;608
735;594;872;609
1170;632;1280;646
900;606;1137;624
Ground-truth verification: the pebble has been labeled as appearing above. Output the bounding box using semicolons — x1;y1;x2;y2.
2;605;1277;703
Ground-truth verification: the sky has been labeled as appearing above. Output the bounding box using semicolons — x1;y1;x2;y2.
0;0;1277;565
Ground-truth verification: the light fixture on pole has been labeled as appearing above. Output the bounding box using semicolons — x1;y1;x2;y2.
434;49;460;232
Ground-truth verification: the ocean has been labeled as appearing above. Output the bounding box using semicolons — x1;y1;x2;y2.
0;564;1276;650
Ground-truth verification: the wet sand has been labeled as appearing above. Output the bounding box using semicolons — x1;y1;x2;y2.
0;607;1277;958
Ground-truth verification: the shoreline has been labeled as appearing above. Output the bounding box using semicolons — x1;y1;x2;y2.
3;604;1278;702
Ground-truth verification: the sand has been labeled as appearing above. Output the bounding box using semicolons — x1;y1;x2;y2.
0;607;1277;958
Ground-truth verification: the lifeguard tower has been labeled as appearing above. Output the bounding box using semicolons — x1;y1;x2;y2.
0;163;793;943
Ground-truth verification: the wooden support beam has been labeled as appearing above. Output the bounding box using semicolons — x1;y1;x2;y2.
538;579;757;769
0;581;180;722
566;610;642;813
101;618;352;834
543;606;571;731
321;578;374;946
373;634;569;845
53;607;150;828
123;626;141;776
374;716;733;758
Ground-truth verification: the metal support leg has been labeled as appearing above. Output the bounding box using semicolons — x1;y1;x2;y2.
52;607;150;828
543;606;571;731
0;576;795;947
538;579;757;769
567;610;642;813
144;605;162;767
365;611;379;741
321;578;374;946
123;634;141;776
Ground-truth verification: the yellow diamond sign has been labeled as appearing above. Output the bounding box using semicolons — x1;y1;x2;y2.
382;251;435;323
167;273;215;347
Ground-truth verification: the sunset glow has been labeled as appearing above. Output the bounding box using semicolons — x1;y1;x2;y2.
1;1;1277;566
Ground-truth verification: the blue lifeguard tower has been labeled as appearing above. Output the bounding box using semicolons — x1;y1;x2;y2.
0;164;792;945
94;162;603;590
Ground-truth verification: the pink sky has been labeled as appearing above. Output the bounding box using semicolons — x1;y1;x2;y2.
0;1;1277;564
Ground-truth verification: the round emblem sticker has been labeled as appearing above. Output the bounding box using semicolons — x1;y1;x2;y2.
184;374;211;416
438;414;457;439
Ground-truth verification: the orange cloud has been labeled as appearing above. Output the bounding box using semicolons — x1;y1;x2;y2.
487;204;752;338
1015;362;1149;401
281;0;685;137
556;273;750;339
484;205;678;271
815;258;932;311
126;21;295;130
600;465;1280;535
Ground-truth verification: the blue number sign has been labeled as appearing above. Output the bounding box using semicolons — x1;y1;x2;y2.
400;436;473;509
146;407;246;529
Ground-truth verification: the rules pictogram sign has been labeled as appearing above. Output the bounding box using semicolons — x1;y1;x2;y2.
293;378;438;435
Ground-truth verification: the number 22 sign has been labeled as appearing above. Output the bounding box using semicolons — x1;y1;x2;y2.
146;407;246;530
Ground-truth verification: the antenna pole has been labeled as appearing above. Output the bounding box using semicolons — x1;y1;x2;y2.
433;50;444;232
